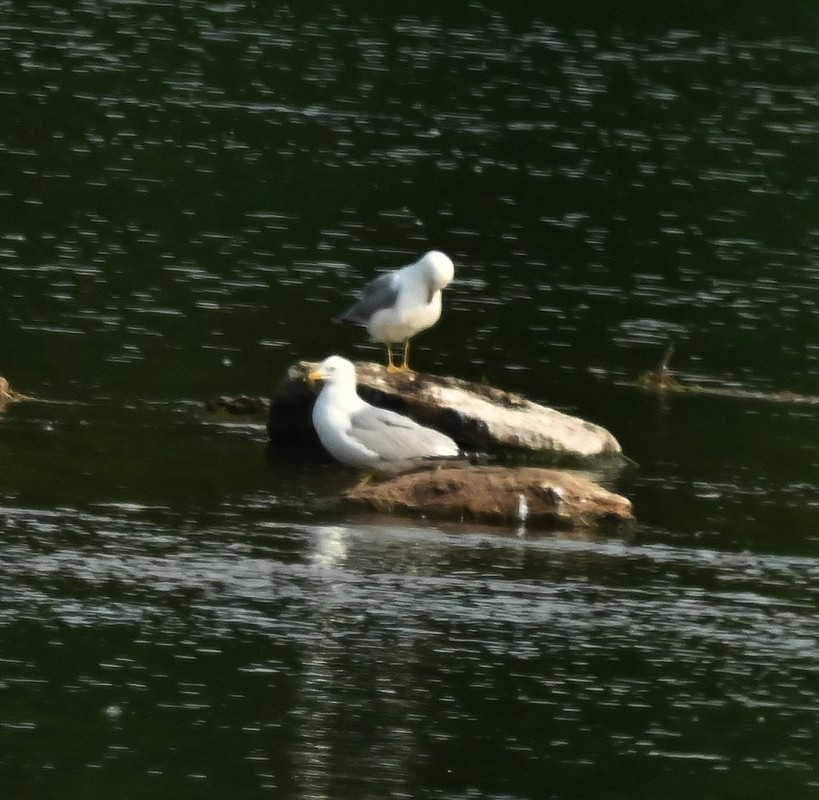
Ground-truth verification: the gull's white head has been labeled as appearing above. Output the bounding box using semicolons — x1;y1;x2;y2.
418;250;455;291
308;355;357;387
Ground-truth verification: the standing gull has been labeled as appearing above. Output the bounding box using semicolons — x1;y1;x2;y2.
333;250;455;373
308;355;459;470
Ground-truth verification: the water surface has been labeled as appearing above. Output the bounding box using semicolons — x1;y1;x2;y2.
2;2;818;797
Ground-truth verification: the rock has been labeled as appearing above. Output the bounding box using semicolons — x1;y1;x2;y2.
0;376;30;408
267;360;623;461
637;344;819;406
205;394;270;422
340;465;634;532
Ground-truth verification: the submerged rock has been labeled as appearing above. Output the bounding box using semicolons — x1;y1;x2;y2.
205;394;270;422
0;376;30;409
637;343;819;406
340;465;634;532
268;360;623;461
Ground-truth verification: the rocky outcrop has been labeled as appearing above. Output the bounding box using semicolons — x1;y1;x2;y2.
267;360;623;462
340;465;634;532
208;362;634;531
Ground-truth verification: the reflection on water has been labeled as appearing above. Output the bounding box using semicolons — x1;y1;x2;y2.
2;510;819;797
2;1;819;797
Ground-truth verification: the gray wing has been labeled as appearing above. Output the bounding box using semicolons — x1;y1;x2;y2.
348;405;455;461
333;272;400;325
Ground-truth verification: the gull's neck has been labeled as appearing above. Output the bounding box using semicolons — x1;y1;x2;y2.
323;379;366;413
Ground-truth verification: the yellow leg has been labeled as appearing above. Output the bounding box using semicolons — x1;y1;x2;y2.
401;338;412;372
353;472;373;491
385;344;398;372
386;342;407;374
385;340;414;373
386;339;413;373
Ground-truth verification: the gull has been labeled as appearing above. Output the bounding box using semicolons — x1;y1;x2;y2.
308;355;459;471
333;250;455;373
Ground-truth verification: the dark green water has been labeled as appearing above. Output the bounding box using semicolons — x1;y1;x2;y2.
2;2;818;798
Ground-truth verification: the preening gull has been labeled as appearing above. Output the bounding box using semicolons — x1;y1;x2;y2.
333;250;455;373
308;355;460;470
